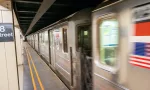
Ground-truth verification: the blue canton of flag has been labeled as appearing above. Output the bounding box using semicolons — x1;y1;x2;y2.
130;42;150;69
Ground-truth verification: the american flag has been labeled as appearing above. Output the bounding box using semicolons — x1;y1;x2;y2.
130;42;150;69
130;3;150;69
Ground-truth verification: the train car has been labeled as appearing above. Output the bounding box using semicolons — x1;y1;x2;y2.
26;36;29;44
38;30;50;64
51;9;92;90
27;36;31;46
92;0;150;90
31;8;93;90
34;33;39;52
31;35;34;48
30;35;34;48
33;35;36;49
26;1;150;89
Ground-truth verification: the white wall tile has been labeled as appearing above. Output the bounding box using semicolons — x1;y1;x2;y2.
0;11;3;23
0;42;9;90
2;10;12;23
5;42;19;90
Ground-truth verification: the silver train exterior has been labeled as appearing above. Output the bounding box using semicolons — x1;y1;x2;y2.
92;0;150;90
26;0;150;90
27;8;92;90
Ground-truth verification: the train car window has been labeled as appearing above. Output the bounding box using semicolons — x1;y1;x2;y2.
62;27;68;53
77;25;91;56
50;31;53;45
32;36;33;45
40;33;43;44
98;17;118;67
41;33;42;43
42;33;44;43
44;31;48;44
39;33;41;43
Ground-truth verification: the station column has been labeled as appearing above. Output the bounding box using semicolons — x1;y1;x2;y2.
0;1;19;90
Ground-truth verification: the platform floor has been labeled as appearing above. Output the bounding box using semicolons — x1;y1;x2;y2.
22;43;69;90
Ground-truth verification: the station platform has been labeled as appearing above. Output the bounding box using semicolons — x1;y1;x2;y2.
21;42;69;90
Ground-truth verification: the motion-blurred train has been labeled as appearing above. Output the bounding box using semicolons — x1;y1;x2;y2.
27;0;150;90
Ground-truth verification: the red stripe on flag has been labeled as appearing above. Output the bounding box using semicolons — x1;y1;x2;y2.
146;54;150;56
146;53;150;56
146;48;150;50
130;59;150;65
130;56;150;61
145;45;150;47
134;22;150;36
130;61;150;69
146;43;150;45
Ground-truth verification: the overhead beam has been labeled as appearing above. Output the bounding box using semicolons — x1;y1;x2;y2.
20;25;28;27
25;0;56;35
13;1;26;35
20;21;31;23
53;3;70;7
22;17;53;19
15;0;41;4
20;20;31;21
20;20;49;23
21;22;46;25
20;23;30;25
17;11;36;13
17;11;55;14
19;17;34;19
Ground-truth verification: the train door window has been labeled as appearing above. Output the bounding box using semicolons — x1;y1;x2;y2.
98;16;118;67
62;27;68;53
49;31;53;46
40;33;42;43
39;33;42;43
42;33;44;43
44;31;48;44
77;25;91;56
40;33;43;44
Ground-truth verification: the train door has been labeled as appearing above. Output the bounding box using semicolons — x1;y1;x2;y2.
37;33;39;52
30;36;32;45
43;31;49;63
49;30;56;68
39;33;42;54
36;34;39;52
93;14;120;90
32;35;34;47
33;35;35;49
34;35;36;49
32;35;34;48
76;24;92;90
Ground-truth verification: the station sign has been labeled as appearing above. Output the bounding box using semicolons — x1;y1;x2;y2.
0;23;14;42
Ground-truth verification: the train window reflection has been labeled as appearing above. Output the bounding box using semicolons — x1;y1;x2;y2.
39;33;42;43
62;28;68;53
77;25;91;56
44;31;48;44
50;31;53;46
42;33;44;43
99;18;118;66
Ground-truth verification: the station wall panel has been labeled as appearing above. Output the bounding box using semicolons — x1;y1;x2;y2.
0;2;19;90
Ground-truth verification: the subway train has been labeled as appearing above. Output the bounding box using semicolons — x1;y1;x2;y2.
27;0;150;90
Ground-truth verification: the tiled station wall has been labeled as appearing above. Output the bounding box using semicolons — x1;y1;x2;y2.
0;5;19;90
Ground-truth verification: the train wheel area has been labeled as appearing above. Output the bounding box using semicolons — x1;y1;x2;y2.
20;42;69;90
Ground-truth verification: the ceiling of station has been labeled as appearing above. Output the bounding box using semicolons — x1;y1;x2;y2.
13;0;103;35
